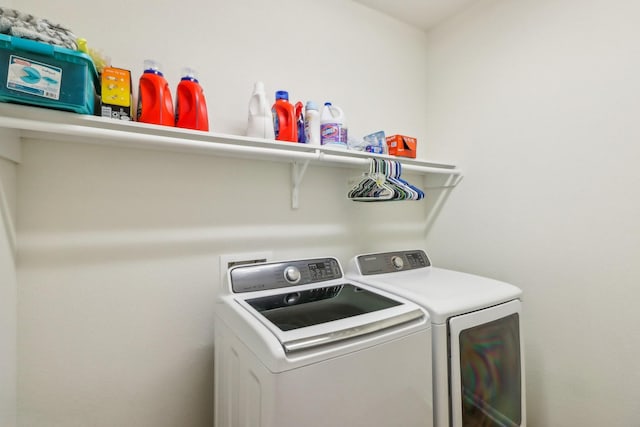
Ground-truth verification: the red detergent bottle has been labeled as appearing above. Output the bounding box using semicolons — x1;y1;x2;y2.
272;90;297;142
136;60;174;126
175;67;209;131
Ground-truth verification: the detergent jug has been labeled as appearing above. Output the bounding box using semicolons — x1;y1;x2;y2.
136;60;174;126
246;81;275;139
175;67;209;131
272;90;297;142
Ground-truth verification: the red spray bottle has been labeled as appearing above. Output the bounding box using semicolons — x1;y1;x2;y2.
136;60;174;126
175;67;209;131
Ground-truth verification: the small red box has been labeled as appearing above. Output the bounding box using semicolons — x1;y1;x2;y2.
386;135;417;158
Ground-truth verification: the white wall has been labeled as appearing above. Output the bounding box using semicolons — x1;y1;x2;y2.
424;0;640;426
0;156;17;427
1;3;17;424
12;1;437;426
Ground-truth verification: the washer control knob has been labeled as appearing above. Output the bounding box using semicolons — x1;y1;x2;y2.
391;256;404;270
284;266;301;284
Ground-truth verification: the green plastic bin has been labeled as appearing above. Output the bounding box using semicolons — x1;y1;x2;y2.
0;34;98;114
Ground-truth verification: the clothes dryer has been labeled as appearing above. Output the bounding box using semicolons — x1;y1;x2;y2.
347;250;526;427
214;257;434;427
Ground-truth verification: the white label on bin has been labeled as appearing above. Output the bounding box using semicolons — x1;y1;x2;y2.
6;55;62;101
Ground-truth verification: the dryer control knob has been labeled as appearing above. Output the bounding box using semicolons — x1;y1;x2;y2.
391;256;404;270
284;266;301;284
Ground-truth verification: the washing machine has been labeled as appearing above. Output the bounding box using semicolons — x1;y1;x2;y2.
347;250;526;427
214;257;434;427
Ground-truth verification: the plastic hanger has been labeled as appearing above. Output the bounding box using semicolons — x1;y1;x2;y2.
349;158;425;202
390;161;424;200
348;159;394;201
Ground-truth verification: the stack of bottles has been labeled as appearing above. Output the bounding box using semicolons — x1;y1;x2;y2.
136;68;355;146
135;67;355;147
244;82;348;148
136;60;209;131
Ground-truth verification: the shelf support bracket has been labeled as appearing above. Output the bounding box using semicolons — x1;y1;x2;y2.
0;128;21;163
0;173;16;259
0;129;19;260
291;160;311;209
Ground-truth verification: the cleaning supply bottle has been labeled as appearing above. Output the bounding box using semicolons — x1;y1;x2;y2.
304;101;321;145
175;67;209;131
136;60;174;126
320;102;347;148
295;101;306;143
271;90;297;142
246;81;275;139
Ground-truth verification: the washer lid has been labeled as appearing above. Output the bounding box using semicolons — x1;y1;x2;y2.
245;283;401;331
236;281;426;354
347;251;522;324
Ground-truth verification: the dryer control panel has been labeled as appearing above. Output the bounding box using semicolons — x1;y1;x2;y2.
357;250;431;275
231;258;342;293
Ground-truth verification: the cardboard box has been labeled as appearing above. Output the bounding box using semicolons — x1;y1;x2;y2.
100;66;132;120
0;34;98;114
386;135;417;158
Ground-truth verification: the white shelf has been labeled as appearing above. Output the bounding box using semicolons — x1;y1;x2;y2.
0;103;462;209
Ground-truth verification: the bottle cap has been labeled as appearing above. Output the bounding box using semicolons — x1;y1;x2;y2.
305;101;319;111
324;102;332;106
180;67;199;82
276;90;289;100
253;81;265;93
143;59;163;76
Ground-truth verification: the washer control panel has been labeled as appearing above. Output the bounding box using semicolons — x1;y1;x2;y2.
231;258;342;293
356;250;431;275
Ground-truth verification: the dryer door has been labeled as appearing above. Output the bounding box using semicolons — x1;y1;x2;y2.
449;299;525;427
